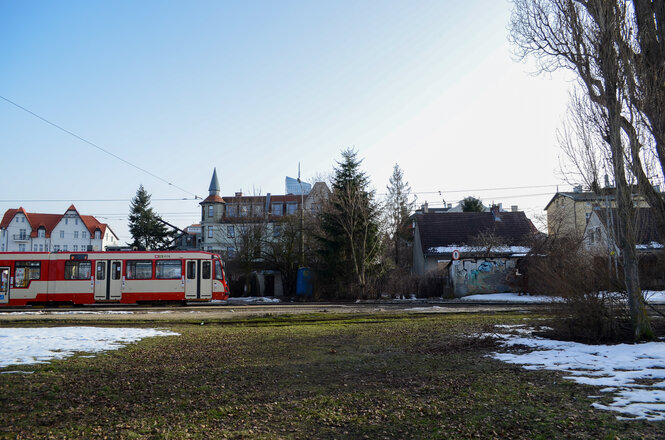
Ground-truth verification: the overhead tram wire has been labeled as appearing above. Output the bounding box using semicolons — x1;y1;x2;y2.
0;95;201;200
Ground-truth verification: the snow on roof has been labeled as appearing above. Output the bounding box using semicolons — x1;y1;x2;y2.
427;245;531;255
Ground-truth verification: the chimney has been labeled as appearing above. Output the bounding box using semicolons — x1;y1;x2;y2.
511;205;518;212
423;201;429;213
235;192;243;197
447;203;452;209
573;185;583;193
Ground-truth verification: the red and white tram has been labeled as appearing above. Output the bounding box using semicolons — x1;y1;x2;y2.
0;251;229;306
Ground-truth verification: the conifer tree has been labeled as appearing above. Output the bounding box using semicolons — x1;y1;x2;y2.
385;164;415;265
318;149;382;297
128;185;171;250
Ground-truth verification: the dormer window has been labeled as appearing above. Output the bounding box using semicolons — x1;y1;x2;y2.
94;230;101;239
38;228;45;238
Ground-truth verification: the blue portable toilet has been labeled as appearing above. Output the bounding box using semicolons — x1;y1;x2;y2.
296;267;313;297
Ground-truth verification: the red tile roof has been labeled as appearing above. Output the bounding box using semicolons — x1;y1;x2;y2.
1;206;112;239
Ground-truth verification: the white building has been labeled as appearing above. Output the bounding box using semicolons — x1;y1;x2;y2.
0;205;118;253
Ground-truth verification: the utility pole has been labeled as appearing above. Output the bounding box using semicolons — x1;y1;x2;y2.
297;163;305;267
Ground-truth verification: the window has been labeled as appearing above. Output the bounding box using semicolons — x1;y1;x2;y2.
208;227;214;238
14;261;41;287
273;224;281;237
65;218;68;225
63;245;68;251
45;244;49;251
19;229;27;240
33;244;38;251
227;225;235;238
272;203;283;216
97;262;106;280
18;244;26;252
240;205;249;217
202;261;211;279
156;260;182;279
73;245;78;252
53;245;60;252
214;260;224;280
112;262;121;280
254;205;263;216
75;218;78;225
126;260;153;279
227;206;237;217
227;247;235;258
39;244;43;252
74;231;78;239
208;206;214;217
60;230;65;239
94;230;101;239
286;202;297;215
187;261;196;279
82;231;87;239
64;261;91;280
38;228;45;238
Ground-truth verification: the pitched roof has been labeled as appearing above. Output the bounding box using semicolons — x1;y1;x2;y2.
414;211;537;255
0;206;114;239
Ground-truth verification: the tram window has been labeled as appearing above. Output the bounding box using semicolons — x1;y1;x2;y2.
96;262;106;281
202;261;211;279
14;261;41;287
112;262;121;280
186;261;196;279
65;261;92;280
126;260;153;279
156;260;182;279
214;260;224;280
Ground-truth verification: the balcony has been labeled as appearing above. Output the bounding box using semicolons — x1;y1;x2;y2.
13;234;30;242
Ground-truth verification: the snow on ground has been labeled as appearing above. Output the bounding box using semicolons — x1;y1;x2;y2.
0;327;179;370
459;293;561;303
489;325;665;421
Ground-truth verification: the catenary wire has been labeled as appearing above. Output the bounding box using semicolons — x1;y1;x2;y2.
0;95;201;199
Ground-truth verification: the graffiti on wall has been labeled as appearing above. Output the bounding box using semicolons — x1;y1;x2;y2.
451;258;516;296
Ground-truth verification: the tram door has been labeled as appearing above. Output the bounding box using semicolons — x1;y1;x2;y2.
0;267;9;304
200;260;213;299
94;260;122;301
185;260;199;299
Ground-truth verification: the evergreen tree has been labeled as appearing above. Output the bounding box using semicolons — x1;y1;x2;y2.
128;185;171;250
461;196;484;212
318;149;382;297
385;164;415;266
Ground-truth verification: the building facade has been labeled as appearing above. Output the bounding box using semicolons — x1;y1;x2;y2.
0;205;118;253
544;187;653;238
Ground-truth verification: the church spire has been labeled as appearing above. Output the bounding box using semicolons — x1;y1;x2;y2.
209;168;220;196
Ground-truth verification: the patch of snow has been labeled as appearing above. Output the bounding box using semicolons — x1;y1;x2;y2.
644;291;665;304
225;297;281;304
635;242;664;250
459;293;561;303
489;327;665;421
427;245;531;255
0;327;179;370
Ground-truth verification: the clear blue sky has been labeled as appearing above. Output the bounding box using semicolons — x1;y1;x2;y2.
1;0;573;242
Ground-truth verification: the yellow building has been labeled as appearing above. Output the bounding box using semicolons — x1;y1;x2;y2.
544;188;651;238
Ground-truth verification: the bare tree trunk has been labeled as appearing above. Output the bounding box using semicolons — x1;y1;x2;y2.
594;2;653;340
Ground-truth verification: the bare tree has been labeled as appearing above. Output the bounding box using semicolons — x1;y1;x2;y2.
557;91;611;192
510;0;653;339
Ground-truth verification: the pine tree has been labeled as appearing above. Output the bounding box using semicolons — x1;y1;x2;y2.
461;196;484;212
128;185;171;250
385;164;415;266
318;149;382;297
